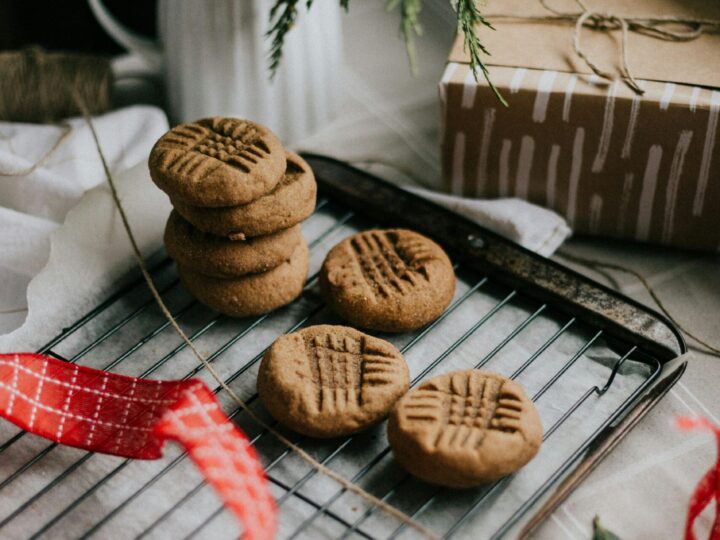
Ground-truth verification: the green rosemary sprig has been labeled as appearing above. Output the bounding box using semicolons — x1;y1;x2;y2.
267;0;505;104
454;0;506;105
267;0;302;79
592;516;622;540
267;0;350;78
386;0;423;75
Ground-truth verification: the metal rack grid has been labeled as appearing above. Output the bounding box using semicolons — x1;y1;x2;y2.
0;157;684;539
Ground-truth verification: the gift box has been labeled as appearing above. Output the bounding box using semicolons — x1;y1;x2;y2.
439;0;720;251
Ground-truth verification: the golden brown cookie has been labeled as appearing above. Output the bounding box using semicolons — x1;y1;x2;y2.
257;325;410;438
178;239;309;317
149;117;285;207
388;370;543;488
171;152;317;239
319;229;456;332
164;210;302;278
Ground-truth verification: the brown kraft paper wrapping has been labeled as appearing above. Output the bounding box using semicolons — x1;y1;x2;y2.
439;0;720;251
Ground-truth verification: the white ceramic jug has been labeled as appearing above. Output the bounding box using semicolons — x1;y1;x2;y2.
88;0;343;143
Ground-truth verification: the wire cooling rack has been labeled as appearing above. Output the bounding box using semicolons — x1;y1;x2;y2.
0;155;686;539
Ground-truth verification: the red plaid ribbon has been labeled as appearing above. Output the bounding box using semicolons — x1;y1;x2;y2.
0;352;276;540
678;416;720;540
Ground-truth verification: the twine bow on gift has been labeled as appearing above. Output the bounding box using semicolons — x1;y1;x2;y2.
491;0;720;95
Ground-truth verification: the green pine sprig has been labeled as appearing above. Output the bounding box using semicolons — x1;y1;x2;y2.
454;0;506;105
386;0;423;75
267;0;303;79
267;0;350;78
266;0;505;105
593;516;622;540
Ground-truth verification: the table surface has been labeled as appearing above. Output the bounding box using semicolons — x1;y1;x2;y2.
320;3;720;538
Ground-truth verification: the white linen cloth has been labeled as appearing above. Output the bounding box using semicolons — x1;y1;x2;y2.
406;188;569;256
0;106;169;338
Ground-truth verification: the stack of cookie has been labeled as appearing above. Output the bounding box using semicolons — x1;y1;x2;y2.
149;117;316;317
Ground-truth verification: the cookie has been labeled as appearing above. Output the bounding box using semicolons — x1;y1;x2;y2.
149;117;285;207
178;239;309;317
164;210;302;278
319;229;456;332
387;370;543;488
258;325;410;438
171;152;317;239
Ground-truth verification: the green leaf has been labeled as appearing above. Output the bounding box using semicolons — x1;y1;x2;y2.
592;515;622;540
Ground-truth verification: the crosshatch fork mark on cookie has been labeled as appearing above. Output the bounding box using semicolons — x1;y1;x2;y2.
158;121;271;176
349;231;438;299
404;372;524;449
303;332;401;410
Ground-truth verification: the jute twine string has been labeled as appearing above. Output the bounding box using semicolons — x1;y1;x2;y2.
557;251;720;358
488;0;720;95
0;48;111;123
0;307;28;315
73;92;439;540
0;123;72;177
0;48;112;177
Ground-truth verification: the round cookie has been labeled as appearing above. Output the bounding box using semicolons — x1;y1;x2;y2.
388;370;543;488
171;152;317;239
149;117;285;207
258;325;410;438
164;211;302;278
319;229;456;332
178;239;309;317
